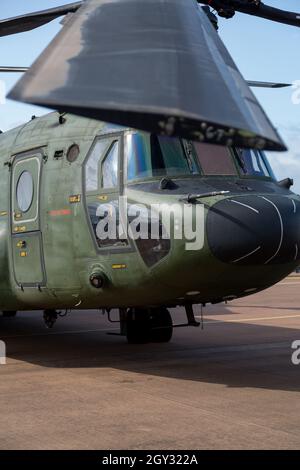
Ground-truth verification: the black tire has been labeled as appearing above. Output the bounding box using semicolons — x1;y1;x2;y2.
2;311;17;318
126;308;151;344
150;308;173;343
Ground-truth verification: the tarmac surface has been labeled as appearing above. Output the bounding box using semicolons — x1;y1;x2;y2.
0;277;300;450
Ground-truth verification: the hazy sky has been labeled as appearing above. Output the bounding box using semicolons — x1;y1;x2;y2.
0;0;299;191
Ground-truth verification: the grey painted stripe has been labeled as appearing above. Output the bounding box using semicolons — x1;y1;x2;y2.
261;197;284;265
230;199;259;214
232;245;261;264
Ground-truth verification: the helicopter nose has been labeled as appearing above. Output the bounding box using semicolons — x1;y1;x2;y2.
207;195;300;265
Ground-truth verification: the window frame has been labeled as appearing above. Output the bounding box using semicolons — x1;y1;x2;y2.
125;133;242;184
125;132;204;184
11;153;43;228
192;143;238;177
125;132;276;184
83;131;136;254
232;148;275;181
100;140;120;190
84;133;122;195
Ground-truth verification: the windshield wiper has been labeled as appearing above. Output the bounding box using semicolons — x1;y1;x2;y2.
180;191;230;203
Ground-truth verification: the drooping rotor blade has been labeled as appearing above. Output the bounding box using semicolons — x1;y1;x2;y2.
247;81;291;89
0;2;83;37
0;67;29;73
9;0;286;151
255;3;300;27
200;1;300;28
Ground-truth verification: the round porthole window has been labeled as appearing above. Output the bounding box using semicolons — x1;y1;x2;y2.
67;144;80;163
16;171;34;213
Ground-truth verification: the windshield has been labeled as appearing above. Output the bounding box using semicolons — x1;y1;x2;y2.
126;133;199;181
234;148;275;179
126;133;275;181
192;142;237;176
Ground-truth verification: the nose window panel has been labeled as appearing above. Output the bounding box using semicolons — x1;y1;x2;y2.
127;133;151;180
193;143;237;176
156;136;199;175
127;204;170;267
126;133;199;181
235;149;274;178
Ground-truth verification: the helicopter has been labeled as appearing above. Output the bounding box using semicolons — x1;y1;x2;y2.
0;0;299;344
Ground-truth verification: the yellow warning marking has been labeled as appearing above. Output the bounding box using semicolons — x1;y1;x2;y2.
15;213;22;219
20;251;27;258
69;195;81;204
0;211;7;217
97;195;108;201
112;264;127;270
16;241;26;248
14;226;26;233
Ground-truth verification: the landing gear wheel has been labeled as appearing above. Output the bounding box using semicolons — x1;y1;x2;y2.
125;307;173;344
150;308;173;343
2;311;17;318
126;308;150;344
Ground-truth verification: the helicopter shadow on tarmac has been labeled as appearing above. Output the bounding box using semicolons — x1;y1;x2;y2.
1;305;300;394
229;305;300;312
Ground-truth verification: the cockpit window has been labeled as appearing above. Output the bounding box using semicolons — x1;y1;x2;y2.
192;143;237;176
126;133;199;181
101;141;119;189
85;138;111;191
234;149;274;178
125;133;275;182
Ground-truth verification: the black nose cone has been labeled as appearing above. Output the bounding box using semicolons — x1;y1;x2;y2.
207;196;300;265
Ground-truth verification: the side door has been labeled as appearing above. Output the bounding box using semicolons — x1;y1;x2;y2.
11;151;46;288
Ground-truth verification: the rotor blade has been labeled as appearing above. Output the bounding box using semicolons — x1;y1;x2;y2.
247;81;291;89
244;2;300;28
0;2;83;37
0;67;29;73
9;0;286;151
200;1;300;28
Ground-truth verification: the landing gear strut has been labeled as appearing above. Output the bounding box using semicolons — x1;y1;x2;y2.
43;310;58;328
107;304;202;344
